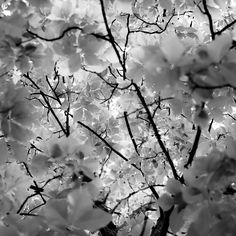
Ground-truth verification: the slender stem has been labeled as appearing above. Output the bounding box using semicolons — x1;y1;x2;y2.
184;126;201;168
27;27;107;42
23;73;69;136
77;120;161;200
132;82;180;181
202;0;215;40
99;0;124;68
77;121;130;164
124;111;139;154
216;19;236;36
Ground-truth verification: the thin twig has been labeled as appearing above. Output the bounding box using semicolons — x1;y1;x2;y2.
184;126;201;168
124;111;139;154
215;19;236;36
202;0;215;40
77;120;161;200
132;82;180;181
27;27;108;42
99;0;123;68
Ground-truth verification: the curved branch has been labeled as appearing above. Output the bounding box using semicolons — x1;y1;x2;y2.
202;0;215;40
27;27;108;42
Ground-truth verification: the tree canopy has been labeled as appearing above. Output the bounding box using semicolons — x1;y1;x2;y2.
0;0;236;235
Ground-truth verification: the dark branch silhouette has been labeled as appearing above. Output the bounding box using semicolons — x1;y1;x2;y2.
132;82;181;181
184;126;201;168
202;0;215;40
99;0;124;70
23;73;71;137
124;111;139;155
150;206;174;236
27;27;108;42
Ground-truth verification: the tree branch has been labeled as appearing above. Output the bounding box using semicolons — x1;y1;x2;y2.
132;82;180;181
77;121;133;166
99;0;124;68
215;19;236;36
23;73;70;137
77;120;161;200
124;111;139;154
150;206;174;236
139;215;149;236
27;27;108;42
202;0;215;40
184;126;201;168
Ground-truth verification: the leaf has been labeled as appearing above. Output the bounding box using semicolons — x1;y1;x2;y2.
114;0;133;14
169;207;185;234
68;53;81;73
35;20;67;39
73;207;112;232
11;101;36;127
132;46;167;71
187;207;211;236
213;0;228;10
159;0;173;11
0;139;10;165
37;47;55;74
186;223;200;236
67;188;94;222
131;218;153;236
166;178;182;195
0;226;19;236
50;143;64;158
68;188;112;231
131;224;142;236
84;53;109;72
126;61;143;83
169;98;183;116
0;196;14;215
8;141;28;162
41;199;68;227
0;12;26;37
207;33;231;63
73;108;84;122
156;193;174;211
15;55;31;73
79;35;105;55
1;119;34;143
103;46;119;64
192;108;209;128
160;32;185;64
49;0;75;20
30;154;52;176
220;63;236;87
28;0;52;8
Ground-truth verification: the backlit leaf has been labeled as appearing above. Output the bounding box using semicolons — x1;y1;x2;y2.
41;199;68;227
0;226;19;236
156;193;174;211
169;207;185;233
68;187;112;231
161;32;185;64
0;139;10;165
8;141;28;162
68;53;81;73
1;120;34;143
0;12;26;37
